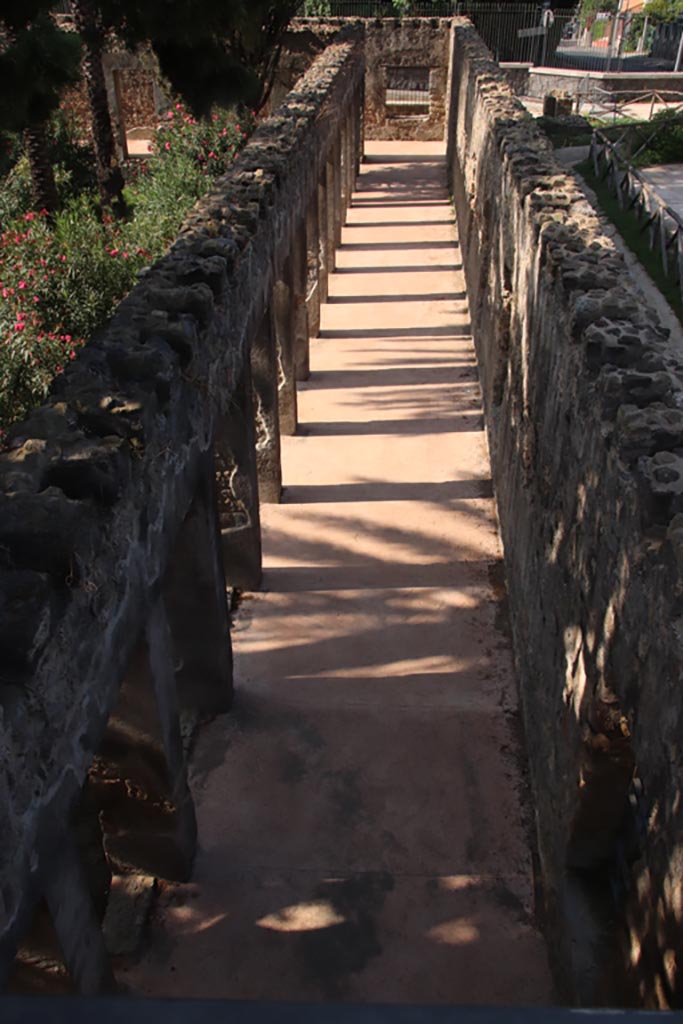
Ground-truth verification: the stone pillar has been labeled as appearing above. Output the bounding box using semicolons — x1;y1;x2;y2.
352;90;362;176
272;276;298;437
317;174;329;304
306;196;321;341
164;455;234;715
357;83;365;171
340;116;351;224
250;306;282;503
332;138;343;249
41;829;115;994
291;224;310;382
347;107;358;205
325;155;337;273
214;361;262;590
94;592;199;882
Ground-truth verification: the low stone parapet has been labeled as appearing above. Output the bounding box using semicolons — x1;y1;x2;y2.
448;17;683;1007
0;31;363;992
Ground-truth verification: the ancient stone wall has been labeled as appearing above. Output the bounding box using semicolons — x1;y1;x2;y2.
510;66;683;104
0;33;363;992
363;18;451;140
278;18;451;141
266;22;342;114
448;18;683;1008
60;48;162;161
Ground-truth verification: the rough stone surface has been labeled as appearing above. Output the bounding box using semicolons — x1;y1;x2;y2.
363;18;451;140
118;142;553;1006
102;875;157;958
281;19;451;141
448;18;683;1008
0;34;363;990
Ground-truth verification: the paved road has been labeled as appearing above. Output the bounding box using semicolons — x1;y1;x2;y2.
120;141;553;1005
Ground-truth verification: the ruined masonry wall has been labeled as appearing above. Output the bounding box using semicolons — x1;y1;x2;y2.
448;19;683;1007
284;18;451;141
363;18;450;141
0;34;363;984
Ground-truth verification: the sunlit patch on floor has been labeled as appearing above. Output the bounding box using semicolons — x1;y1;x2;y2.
257;900;347;932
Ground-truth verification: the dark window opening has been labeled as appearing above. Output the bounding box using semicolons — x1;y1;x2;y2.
385;66;431;118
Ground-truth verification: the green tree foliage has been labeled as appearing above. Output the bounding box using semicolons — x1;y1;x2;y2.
0;1;300;214
578;0;618;29
0;5;82;212
0;5;81;132
642;0;683;21
101;0;301;116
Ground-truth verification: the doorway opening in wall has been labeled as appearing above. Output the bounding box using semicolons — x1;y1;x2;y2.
385;65;431;117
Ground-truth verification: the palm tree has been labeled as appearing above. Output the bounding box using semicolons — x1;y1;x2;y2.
23;123;60;215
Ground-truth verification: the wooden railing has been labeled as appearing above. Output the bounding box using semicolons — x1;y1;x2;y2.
590;126;683;296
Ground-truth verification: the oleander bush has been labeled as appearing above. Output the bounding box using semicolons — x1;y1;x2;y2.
0;103;252;435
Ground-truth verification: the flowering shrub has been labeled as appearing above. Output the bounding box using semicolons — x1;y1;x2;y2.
0;103;252;434
51;195;152;338
0;108;96;230
0;211;84;428
151;103;253;179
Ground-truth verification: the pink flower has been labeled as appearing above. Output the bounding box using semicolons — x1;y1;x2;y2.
167;110;174;119
164;141;171;151
109;248;120;257
17;280;26;289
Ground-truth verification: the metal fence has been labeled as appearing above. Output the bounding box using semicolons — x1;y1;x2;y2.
298;1;455;16
298;1;682;75
452;2;647;72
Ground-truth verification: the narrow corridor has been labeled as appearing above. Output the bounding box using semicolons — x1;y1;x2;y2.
122;141;553;1005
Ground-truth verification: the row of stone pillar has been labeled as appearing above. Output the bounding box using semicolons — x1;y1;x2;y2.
217;96;363;576
6;88;364;996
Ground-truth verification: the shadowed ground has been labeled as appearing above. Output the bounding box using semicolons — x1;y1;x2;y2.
120;141;554;1005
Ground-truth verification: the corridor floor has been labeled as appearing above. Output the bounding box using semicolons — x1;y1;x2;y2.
122;141;554;1004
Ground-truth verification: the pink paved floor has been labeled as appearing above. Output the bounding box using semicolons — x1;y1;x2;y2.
120;141;554;1004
